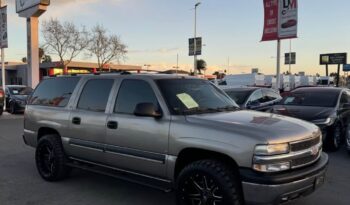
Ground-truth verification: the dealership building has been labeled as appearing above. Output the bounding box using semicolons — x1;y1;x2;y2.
0;61;142;86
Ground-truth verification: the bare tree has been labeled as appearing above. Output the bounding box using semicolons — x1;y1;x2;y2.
87;25;127;70
42;18;88;73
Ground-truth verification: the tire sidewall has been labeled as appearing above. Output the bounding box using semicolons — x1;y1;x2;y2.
35;135;70;181
176;160;242;205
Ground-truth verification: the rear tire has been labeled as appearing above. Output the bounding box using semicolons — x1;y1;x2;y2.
345;127;350;155
176;160;243;205
0;107;3;115
325;123;342;152
35;134;71;181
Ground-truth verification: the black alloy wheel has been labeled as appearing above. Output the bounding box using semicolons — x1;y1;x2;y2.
36;135;71;181
176;160;243;205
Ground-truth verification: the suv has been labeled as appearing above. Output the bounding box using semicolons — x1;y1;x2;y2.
23;74;328;205
0;87;4;115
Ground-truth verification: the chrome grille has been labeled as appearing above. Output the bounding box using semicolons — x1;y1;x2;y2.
290;136;321;152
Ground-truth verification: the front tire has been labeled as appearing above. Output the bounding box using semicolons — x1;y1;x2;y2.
325;123;342;152
35;134;71;181
176;160;243;205
9;102;16;114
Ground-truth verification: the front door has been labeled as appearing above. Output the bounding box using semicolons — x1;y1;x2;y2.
105;79;170;178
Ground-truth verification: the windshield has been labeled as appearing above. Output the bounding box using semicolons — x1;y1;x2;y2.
156;79;239;115
225;90;253;105
281;91;339;107
9;87;33;96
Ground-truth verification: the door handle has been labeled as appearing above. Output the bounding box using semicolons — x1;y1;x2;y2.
107;121;118;129
72;117;81;125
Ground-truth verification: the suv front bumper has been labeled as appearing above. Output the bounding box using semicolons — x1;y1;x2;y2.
240;152;328;205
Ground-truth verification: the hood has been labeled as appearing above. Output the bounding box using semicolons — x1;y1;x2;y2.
272;105;335;122
185;110;320;144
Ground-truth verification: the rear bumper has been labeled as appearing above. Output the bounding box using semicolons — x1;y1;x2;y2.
240;153;328;205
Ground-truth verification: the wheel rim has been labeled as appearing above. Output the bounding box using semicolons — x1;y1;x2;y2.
37;142;55;176
346;130;350;149
181;173;224;205
334;126;342;148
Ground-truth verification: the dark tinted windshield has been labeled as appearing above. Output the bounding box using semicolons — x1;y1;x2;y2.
9;87;33;95
281;91;339;107
225;90;253;105
156;79;238;115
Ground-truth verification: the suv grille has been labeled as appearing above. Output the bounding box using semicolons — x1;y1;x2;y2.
291;151;321;167
290;136;321;152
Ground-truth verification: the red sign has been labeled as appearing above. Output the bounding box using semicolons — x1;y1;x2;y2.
262;0;298;41
262;0;279;41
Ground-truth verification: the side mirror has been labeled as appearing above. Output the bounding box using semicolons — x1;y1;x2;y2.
134;103;162;118
342;103;350;110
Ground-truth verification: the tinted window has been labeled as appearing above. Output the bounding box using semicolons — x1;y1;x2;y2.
30;77;80;107
115;80;158;114
248;90;264;104
339;92;350;108
281;91;339;107
264;89;281;101
225;90;253;105
157;79;238;115
77;79;114;112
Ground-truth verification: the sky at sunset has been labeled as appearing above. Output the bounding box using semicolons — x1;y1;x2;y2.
4;0;350;76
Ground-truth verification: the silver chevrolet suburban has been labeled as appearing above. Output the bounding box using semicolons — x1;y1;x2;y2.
23;74;328;205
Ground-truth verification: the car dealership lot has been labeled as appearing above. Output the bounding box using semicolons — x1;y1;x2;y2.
0;114;349;205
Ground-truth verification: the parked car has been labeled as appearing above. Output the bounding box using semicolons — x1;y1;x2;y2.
223;87;282;111
5;85;33;114
23;75;328;205
272;87;350;152
0;87;4;115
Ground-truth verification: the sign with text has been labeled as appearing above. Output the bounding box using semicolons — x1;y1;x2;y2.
0;6;7;48
343;64;350;72
320;53;347;65
285;52;296;64
189;37;202;56
262;0;298;41
16;0;50;13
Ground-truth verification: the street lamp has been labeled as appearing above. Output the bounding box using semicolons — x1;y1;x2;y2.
193;2;201;76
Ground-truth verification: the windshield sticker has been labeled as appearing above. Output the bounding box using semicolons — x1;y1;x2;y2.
12;90;19;94
176;93;199;109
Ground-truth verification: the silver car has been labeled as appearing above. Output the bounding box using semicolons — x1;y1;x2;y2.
23;74;328;205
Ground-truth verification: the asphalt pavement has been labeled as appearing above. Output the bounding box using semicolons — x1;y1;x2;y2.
0;114;349;205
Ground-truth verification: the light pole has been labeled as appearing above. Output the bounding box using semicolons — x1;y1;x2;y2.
0;0;6;111
193;2;201;76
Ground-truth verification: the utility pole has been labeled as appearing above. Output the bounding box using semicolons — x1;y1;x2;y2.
276;39;281;91
0;0;6;110
193;2;201;76
289;39;292;74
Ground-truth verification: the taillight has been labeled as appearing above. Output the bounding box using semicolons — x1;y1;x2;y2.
0;90;4;98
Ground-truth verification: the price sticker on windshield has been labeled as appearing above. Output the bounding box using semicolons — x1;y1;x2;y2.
176;93;199;109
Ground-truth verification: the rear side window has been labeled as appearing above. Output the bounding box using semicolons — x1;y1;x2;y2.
29;77;80;107
115;79;158;114
77;79;114;112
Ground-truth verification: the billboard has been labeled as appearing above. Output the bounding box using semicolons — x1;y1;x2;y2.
285;52;296;64
16;0;50;13
189;37;202;56
262;0;298;41
0;6;7;48
320;53;347;65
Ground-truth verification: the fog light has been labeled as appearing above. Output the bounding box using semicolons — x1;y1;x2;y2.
253;162;291;172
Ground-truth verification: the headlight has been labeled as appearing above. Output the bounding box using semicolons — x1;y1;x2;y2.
254;143;290;156
253;162;291;172
312;118;334;126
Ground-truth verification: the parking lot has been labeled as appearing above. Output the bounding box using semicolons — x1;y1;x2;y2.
0;113;349;205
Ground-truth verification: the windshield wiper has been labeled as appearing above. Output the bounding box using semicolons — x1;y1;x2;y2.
181;107;219;115
216;105;240;112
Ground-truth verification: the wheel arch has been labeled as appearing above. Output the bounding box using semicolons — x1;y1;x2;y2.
37;127;61;142
174;148;240;180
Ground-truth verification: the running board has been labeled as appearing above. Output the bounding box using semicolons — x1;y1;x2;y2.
67;158;173;193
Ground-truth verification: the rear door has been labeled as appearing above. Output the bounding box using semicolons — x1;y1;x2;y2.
65;78;115;163
105;79;170;178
